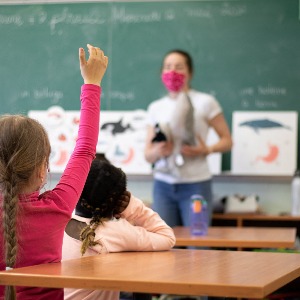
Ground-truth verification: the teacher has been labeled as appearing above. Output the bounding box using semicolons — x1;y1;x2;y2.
144;49;232;227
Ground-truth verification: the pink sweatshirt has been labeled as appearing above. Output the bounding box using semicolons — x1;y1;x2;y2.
0;84;101;300
62;195;176;300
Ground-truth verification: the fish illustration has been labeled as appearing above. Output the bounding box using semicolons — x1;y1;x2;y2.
114;145;134;164
239;118;290;133
101;118;132;135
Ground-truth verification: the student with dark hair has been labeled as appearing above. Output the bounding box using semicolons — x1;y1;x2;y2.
144;49;232;228
0;44;108;300
62;159;175;300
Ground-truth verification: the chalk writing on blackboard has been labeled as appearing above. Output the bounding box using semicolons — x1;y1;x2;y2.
0;12;47;26
240;87;255;96
185;3;247;19
240;85;287;97
112;7;160;23
28;11;47;25
0;8;107;36
112;7;177;24
239;84;287;109
164;10;176;21
258;85;287;96
20;88;63;103
240;99;278;109
255;100;278;108
110;91;135;102
0;14;23;25
185;8;212;19
241;99;250;108
220;3;247;17
50;8;106;34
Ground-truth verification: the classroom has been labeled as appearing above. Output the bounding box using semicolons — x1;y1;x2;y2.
1;0;300;299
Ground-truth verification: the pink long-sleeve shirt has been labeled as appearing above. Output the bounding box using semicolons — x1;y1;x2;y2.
0;84;101;300
62;195;176;300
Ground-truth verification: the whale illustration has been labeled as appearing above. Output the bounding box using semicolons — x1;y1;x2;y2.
101;118;133;135
239;118;290;133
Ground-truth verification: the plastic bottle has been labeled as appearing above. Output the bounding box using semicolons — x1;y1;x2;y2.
291;170;300;216
190;194;208;236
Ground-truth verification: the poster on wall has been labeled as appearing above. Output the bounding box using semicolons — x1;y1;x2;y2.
231;111;298;175
28;107;151;174
29;106;221;175
97;110;151;174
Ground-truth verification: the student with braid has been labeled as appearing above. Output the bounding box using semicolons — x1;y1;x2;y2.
62;159;176;300
0;44;108;300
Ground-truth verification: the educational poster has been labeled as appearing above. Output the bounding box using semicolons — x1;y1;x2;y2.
29;106;79;173
231;111;298;175
97;110;151;174
28;107;151;174
28;106;221;175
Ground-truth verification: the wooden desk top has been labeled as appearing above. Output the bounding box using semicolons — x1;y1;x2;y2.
173;226;297;248
1;249;300;298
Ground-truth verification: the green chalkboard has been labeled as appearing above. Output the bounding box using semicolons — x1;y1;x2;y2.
1;0;300;170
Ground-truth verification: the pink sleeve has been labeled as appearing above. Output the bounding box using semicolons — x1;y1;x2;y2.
118;195;176;250
52;84;101;213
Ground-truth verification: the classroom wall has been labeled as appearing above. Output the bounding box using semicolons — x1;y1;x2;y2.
212;177;292;215
47;173;292;215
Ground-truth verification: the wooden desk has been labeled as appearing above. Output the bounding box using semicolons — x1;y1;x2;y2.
173;226;297;249
1;249;300;299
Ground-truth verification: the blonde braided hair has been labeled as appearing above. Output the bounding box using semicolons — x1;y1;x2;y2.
2;181;18;300
0;115;50;300
79;216;103;256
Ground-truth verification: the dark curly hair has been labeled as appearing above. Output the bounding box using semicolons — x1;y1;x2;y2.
75;159;127;255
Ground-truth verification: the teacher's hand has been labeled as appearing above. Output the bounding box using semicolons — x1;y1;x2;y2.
181;136;210;157
154;141;174;159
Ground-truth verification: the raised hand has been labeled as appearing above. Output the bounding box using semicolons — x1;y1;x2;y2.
79;43;108;86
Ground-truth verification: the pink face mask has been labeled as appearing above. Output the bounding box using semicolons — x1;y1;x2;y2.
161;71;185;93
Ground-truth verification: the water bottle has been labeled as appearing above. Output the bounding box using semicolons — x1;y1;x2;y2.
291;170;300;216
190;194;208;236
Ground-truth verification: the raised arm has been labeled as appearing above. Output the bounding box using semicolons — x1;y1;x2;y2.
52;44;108;213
